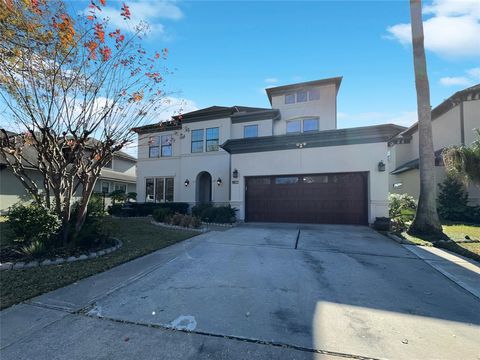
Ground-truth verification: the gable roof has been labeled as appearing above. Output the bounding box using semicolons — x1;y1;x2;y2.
222;124;405;154
265;77;343;104
397;83;480;138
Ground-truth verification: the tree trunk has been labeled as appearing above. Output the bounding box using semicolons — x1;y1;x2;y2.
408;0;443;236
75;176;97;233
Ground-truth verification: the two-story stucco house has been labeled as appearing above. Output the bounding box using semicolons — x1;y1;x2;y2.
388;84;480;205
133;77;404;225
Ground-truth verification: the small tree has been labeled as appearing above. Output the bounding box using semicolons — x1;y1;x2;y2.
0;0;172;242
443;129;480;186
109;189;127;205
437;177;470;221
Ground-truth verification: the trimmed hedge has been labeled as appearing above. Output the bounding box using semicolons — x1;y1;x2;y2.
191;203;237;224
108;202;189;217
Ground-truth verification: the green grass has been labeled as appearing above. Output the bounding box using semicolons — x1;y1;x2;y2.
401;223;480;262
0;217;196;310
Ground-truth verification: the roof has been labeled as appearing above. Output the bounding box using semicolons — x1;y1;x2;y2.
99;168;136;183
132;106;278;134
397;83;480;138
221;124;405;154
390;149;445;175
265;77;343;104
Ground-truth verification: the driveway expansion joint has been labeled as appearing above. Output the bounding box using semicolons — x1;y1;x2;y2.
81;312;380;360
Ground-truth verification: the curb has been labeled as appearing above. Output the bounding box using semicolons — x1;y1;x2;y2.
402;244;480;301
0;238;123;272
385;232;416;245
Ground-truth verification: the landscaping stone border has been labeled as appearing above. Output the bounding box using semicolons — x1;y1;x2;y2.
0;238;123;272
151;220;208;233
202;221;238;228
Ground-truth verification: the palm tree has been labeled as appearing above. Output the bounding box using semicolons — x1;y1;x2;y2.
407;0;443;236
443;129;480;185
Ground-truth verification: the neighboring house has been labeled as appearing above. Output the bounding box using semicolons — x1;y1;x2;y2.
389;84;480;206
0;134;137;213
134;77;404;225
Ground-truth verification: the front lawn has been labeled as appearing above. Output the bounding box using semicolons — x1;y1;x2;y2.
0;217;196;310
401;223;480;262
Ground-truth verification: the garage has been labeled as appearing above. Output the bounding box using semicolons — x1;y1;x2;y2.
245;172;368;225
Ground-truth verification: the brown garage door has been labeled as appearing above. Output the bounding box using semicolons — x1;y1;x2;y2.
245;172;368;225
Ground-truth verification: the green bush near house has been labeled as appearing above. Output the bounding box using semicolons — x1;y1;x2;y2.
7;204;61;247
193;204;237;224
389;193;416;232
437;176;480;223
152;208;172;222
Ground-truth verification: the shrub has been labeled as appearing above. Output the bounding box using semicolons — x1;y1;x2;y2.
389;193;416;231
153;208;172;222
88;193;106;217
192;203;213;217
7;204;61;246
74;217;112;249
180;215;193;228
20;240;47;258
170;213;184;226
191;216;202;228
109;189;127;205
197;204;237;224
437;176;478;222
107;204;123;216
127;192;137;202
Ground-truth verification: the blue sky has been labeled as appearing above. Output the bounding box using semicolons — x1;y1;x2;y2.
84;0;480;130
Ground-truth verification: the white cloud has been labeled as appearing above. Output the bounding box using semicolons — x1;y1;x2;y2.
386;0;480;58
467;67;480;80
439;76;472;86
338;111;417;128
90;1;183;38
439;67;480;87
264;78;279;84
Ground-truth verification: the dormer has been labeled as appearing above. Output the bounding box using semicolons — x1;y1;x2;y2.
266;77;342;135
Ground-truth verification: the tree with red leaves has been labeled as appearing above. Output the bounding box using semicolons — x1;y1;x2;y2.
0;0;171;242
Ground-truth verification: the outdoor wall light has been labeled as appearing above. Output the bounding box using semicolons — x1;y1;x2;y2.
232;169;239;179
184;179;190;187
217;177;222;186
378;161;386;172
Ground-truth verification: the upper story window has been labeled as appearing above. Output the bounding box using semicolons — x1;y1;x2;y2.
287;120;301;133
244;125;258;138
303;118;319;132
296;90;307;103
287;118;319;133
161;135;172;157
206;127;219;152
285;93;295;104
149;135;172;158
148;136;160;158
284;89;321;104
191;129;204;153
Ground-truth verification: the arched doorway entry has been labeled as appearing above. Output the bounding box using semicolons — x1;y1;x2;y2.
196;171;212;204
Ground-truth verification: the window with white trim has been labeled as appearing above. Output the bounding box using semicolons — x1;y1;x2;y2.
145;177;174;203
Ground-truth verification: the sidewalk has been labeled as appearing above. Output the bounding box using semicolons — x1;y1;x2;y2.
403;244;480;299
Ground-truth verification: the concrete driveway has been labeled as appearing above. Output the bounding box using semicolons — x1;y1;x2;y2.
1;224;479;359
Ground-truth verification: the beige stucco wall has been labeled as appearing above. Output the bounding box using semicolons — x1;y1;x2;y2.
230;142;390;223
271;83;337;134
464;100;480;145
136;118;231;204
389;98;480;206
231;119;273;139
